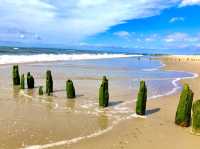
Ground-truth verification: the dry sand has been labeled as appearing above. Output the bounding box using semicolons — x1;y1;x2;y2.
58;56;200;149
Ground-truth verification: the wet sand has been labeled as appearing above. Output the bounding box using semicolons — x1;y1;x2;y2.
0;60;139;149
59;56;200;149
0;56;200;149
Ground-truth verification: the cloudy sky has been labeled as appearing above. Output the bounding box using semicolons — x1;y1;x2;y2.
0;0;200;49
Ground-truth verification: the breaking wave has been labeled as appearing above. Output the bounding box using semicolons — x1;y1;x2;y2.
0;54;142;65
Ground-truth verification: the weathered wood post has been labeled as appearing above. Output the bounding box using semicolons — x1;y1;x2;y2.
192;100;200;134
136;80;147;115
99;76;109;107
20;74;25;89
27;72;34;89
38;86;44;95
46;70;53;96
175;84;193;127
12;65;20;85
66;80;76;98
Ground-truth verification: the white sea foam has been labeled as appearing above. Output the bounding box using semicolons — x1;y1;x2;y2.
20;125;114;149
113;67;199;111
150;71;198;99
142;68;158;71
142;63;166;72
0;54;142;65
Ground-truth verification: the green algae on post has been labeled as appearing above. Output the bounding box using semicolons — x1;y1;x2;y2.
192;100;200;134
12;65;20;85
99;76;109;107
175;84;193;127
136;80;147;115
66;80;76;98
20;74;25;89
27;72;34;89
38;86;44;96
46;70;53;96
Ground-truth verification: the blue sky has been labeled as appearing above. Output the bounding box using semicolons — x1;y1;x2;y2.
0;0;200;49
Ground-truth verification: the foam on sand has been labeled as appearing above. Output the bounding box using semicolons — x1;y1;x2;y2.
20;110;147;149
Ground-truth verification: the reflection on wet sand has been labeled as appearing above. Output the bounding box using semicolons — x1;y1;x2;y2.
45;101;54;111
13;86;20;98
65;99;76;110
98;112;109;130
26;89;34;97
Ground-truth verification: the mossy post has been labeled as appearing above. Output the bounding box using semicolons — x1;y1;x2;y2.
66;80;76;98
27;72;34;89
20;74;25;89
136;80;147;115
175;84;193;127
99;76;109;107
12;65;20;85
38;86;44;96
46;70;53;96
192;100;200;134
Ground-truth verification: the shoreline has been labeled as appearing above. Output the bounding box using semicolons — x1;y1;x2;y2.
20;56;200;149
56;55;200;149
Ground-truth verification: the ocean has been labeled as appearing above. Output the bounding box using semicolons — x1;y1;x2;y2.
0;46;195;98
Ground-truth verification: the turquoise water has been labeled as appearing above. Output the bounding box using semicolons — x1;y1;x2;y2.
1;46;200;55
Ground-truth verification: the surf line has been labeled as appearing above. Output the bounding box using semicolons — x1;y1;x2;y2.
20;125;114;149
116;70;198;109
0;54;143;65
20;111;145;149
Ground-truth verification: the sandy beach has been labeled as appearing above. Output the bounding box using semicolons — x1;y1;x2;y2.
0;56;200;149
61;56;200;149
1;1;200;148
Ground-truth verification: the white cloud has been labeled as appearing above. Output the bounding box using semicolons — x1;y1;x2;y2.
169;17;185;23
164;32;199;42
113;31;159;42
145;34;159;42
180;0;200;7
164;32;187;42
113;31;131;38
0;0;180;44
20;34;25;39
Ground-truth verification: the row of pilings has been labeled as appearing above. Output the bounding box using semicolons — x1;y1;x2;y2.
12;65;147;114
12;65;76;99
12;65;200;135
